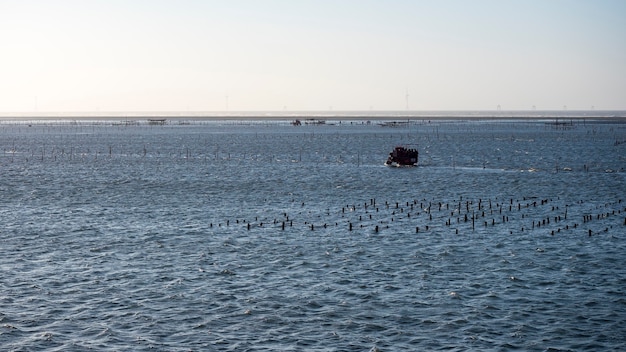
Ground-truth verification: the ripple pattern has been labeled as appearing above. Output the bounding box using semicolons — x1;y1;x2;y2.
1;119;625;351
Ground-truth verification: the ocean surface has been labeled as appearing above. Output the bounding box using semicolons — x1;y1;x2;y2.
1;118;625;351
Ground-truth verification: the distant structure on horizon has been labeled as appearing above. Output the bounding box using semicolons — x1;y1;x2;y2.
405;89;409;110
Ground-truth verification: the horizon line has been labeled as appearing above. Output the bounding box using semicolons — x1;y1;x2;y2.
1;108;625;115
1;109;626;121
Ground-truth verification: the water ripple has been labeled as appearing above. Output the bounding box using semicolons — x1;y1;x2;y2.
1;121;625;350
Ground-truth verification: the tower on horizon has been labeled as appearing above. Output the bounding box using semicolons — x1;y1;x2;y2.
405;89;409;110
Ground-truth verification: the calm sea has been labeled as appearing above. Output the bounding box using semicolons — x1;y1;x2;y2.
1;118;625;351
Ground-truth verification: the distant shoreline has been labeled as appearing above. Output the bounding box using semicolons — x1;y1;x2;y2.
1;110;625;122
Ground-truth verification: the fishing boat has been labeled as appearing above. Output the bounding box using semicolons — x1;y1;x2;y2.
385;146;418;167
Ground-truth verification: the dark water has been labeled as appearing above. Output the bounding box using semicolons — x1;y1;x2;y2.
1;119;625;351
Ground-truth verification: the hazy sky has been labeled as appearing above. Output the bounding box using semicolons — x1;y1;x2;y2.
1;0;625;112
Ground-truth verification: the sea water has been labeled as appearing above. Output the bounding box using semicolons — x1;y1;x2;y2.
1;119;625;351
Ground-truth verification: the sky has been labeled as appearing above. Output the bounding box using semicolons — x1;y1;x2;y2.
0;0;625;112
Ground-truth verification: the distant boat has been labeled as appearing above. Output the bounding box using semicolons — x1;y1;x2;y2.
385;146;418;167
148;118;167;125
378;121;409;127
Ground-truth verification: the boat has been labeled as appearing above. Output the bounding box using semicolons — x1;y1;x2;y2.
385;146;418;167
147;118;167;125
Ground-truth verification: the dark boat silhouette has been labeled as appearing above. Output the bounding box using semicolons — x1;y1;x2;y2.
385;146;418;167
